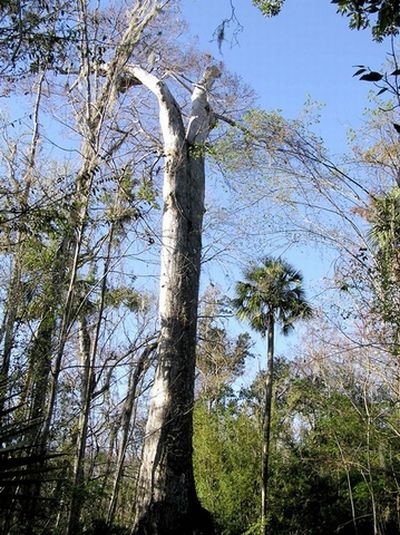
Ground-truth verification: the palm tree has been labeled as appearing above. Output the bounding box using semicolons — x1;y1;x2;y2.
233;256;313;535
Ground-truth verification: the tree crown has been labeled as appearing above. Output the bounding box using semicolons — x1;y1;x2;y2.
233;256;313;335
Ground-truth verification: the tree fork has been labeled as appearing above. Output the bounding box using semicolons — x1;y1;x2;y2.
129;65;220;535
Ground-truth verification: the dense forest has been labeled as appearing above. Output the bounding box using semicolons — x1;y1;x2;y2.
0;1;400;534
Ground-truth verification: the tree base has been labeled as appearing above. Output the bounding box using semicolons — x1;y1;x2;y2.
132;502;215;535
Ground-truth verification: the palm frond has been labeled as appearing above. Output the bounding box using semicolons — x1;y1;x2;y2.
233;255;313;335
0;400;65;514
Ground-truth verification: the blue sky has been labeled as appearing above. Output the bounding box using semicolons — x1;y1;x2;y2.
3;1;395;372
181;0;391;152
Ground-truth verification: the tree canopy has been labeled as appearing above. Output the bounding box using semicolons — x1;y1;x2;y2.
0;0;77;76
233;257;313;335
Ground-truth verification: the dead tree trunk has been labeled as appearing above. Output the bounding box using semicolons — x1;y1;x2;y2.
128;65;220;535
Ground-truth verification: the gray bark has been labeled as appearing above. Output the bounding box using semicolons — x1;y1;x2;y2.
130;66;220;535
66;217;115;535
65;314;93;535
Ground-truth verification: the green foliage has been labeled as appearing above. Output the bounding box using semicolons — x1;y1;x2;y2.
193;358;400;534
369;187;400;252
331;0;400;40
210;109;288;174
368;187;400;348
104;287;148;312
268;366;400;534
197;287;253;405
193;403;261;534
136;180;160;209
353;65;400;121
0;0;77;76
233;256;313;334
252;0;285;17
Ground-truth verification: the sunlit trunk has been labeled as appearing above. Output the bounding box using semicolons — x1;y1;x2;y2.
131;65;219;534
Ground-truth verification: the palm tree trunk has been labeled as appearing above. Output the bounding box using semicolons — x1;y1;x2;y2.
261;313;274;535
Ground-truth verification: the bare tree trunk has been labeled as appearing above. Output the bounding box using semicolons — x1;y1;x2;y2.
66;217;116;534
261;314;274;535
363;378;380;535
129;65;220;535
26;317;55;427
21;236;70;430
335;437;359;535
0;266;22;412
106;342;156;526
65;314;92;535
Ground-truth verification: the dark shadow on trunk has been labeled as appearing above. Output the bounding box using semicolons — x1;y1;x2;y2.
133;499;215;535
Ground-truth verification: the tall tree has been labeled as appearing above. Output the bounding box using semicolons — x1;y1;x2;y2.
0;1;168;530
124;63;221;534
233;257;312;535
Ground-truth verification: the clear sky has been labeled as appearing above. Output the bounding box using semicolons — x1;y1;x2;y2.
181;0;391;152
